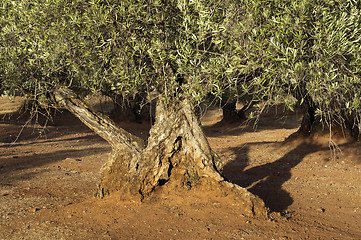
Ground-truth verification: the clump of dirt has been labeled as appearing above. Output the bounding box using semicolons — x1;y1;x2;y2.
1;97;360;239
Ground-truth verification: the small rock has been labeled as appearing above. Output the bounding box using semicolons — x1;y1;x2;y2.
316;208;325;213
30;208;40;213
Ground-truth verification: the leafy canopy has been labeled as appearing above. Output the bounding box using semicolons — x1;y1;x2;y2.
1;0;361;131
1;0;241;106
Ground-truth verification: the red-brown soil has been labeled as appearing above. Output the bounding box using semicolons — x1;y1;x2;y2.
1;97;360;239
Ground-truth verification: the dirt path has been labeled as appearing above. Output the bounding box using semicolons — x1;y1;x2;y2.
1;99;360;239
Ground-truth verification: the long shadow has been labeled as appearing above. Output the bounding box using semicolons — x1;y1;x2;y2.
0;109;95;146
223;141;322;212
0;146;110;183
0;134;103;149
0;108;84;126
0;110;113;185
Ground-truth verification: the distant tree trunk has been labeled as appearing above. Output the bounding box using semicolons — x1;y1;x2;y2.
54;87;266;216
297;103;316;136
221;100;252;123
293;102;359;141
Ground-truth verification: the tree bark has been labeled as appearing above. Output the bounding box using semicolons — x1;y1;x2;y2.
297;103;316;136
54;87;266;216
291;103;359;141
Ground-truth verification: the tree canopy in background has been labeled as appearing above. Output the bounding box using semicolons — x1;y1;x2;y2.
234;0;361;134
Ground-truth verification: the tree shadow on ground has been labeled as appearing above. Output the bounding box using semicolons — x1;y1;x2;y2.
0;146;110;183
0;134;102;149
0;109;95;145
223;141;322;212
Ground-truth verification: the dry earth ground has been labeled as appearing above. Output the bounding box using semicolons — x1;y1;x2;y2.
0;97;360;239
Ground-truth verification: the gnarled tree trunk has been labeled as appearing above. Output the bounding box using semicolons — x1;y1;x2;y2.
291;103;359;141
54;87;266;216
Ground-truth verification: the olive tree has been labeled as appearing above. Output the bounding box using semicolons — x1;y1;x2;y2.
234;0;361;139
0;0;265;215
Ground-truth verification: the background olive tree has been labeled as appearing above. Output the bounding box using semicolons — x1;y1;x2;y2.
232;0;361;139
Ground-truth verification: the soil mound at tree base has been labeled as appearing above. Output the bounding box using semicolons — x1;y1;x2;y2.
145;177;268;218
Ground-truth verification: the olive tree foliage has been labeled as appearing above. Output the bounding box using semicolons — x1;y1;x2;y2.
0;0;243;112
234;0;361;136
